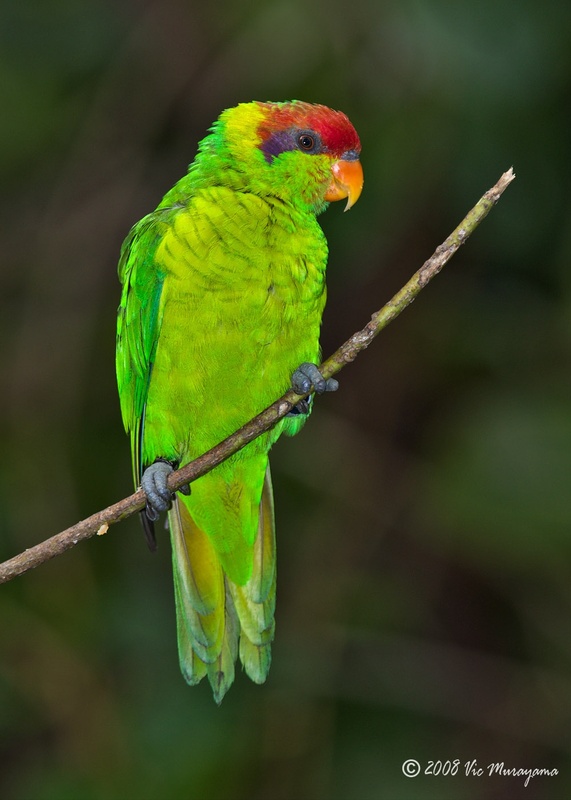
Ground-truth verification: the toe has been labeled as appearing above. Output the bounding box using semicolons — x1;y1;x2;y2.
291;362;327;394
287;398;311;417
292;362;336;394
145;502;160;522
141;460;174;515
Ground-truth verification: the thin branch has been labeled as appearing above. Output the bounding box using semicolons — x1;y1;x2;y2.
0;168;515;585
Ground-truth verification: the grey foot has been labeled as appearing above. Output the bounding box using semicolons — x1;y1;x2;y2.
291;362;339;396
142;460;174;520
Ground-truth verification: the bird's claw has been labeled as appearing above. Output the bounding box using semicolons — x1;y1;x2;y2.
287;397;312;417
141;460;176;519
291;362;339;396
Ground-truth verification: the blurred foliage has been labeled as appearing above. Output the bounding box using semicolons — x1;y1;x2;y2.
1;0;571;798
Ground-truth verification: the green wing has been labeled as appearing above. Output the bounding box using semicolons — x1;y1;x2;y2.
116;211;170;486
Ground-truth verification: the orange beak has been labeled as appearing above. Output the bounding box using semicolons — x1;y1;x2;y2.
324;157;364;211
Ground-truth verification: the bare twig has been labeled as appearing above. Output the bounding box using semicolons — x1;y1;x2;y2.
0;168;515;585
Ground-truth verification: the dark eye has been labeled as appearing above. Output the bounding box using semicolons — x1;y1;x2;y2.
298;133;316;151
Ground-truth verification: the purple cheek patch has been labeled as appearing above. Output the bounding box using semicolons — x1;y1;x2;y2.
259;129;296;163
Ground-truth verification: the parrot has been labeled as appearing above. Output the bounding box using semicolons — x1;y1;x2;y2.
116;100;363;703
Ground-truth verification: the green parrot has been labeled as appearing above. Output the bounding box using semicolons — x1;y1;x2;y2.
116;100;363;702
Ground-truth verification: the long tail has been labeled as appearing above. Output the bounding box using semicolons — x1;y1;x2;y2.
168;466;276;703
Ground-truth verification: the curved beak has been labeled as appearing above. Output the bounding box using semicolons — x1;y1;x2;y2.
324;157;364;211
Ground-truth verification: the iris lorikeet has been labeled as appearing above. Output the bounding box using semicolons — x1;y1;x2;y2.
116;100;363;702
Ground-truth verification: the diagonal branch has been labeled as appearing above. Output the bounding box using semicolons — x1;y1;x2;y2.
0;168;515;585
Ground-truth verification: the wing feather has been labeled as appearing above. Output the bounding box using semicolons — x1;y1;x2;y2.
116;211;172;484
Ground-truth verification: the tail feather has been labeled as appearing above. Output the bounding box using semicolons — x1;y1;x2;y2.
239;634;273;685
227;581;274;644
206;586;239;704
226;467;276;644
169;464;277;702
171;499;223;615
244;467;276;604
170;500;225;662
176;612;208;685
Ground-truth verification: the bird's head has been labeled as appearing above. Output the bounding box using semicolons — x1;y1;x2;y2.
197;100;363;213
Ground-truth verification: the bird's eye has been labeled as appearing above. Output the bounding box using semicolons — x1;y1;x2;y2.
298;133;316;151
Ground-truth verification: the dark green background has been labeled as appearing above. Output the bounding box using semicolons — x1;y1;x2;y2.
1;1;571;798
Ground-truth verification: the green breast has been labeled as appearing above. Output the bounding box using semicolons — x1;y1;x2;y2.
141;187;328;468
